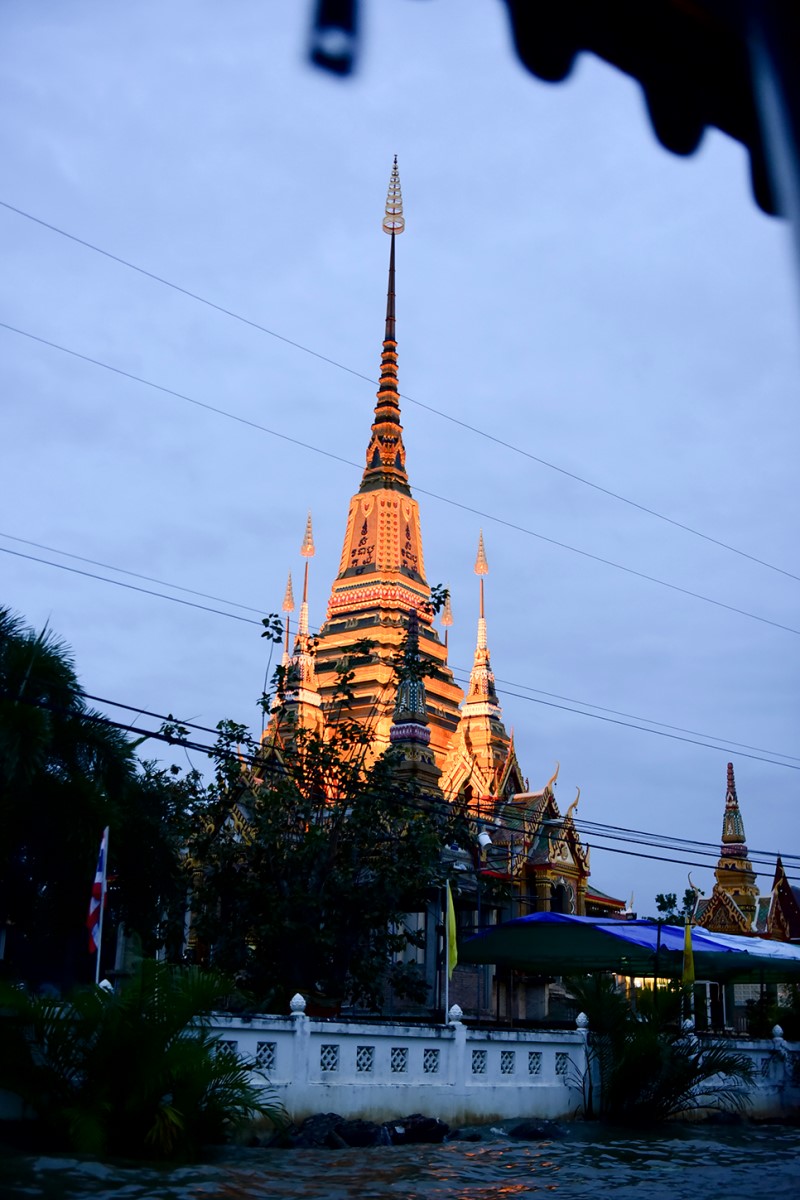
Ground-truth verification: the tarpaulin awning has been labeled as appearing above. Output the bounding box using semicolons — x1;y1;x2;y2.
459;912;800;983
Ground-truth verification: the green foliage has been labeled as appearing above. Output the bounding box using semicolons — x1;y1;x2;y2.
0;608;189;987
0;961;282;1159
746;984;800;1040
186;661;454;1012
653;890;697;922
566;973;755;1124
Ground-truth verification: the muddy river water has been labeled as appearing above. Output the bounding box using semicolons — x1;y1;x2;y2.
2;1122;798;1200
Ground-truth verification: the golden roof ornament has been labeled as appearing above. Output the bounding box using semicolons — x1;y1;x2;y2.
282;571;295;613
382;155;405;235
300;511;315;558
441;591;453;628
545;762;560;792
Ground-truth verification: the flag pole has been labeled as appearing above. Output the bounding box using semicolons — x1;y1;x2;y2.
93;827;109;985
444;884;449;1022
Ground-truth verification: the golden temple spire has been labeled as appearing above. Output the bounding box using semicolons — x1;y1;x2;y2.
360;157;409;496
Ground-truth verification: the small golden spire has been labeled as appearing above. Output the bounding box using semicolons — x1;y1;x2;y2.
382;155;405;235
300;511;315;558
474;530;488;576
282;571;295;613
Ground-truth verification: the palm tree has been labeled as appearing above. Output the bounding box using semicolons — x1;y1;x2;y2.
566;974;754;1123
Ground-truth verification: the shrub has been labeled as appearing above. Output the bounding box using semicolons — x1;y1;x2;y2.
0;961;283;1159
566;974;754;1124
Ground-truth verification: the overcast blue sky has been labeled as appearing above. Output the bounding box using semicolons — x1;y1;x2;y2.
1;1;798;913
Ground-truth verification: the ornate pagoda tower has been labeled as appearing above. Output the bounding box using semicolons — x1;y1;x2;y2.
439;532;525;804
312;158;463;762
696;762;759;934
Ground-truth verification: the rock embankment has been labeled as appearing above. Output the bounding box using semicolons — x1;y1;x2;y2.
255;1113;567;1149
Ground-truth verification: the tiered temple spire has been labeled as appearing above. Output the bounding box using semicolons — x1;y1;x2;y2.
697;761;759;933
721;761;746;849
311;158;463;762
361;156;409;497
389;607;442;792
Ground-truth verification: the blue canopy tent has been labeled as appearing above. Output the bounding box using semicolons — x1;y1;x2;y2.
459;912;800;983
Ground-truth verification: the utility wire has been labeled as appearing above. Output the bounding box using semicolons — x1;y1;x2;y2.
2;197;797;585
486;673;800;765
4;688;796;882
0;545;262;626
5;541;798;769
11;665;800;869
9;521;792;763
449;671;800;770
3;320;799;640
0;531;266;616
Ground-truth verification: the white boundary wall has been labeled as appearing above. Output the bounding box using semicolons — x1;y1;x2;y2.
208;999;800;1125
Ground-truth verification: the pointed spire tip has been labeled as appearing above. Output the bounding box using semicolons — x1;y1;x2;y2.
282;571;295;613
382;157;405;235
475;530;488;576
301;511;315;558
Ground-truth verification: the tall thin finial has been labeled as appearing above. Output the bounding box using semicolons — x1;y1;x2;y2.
382;156;405;235
360;159;409;493
281;571;295;657
299;512;314;635
382;157;404;344
440;589;453;650
475;530;488;625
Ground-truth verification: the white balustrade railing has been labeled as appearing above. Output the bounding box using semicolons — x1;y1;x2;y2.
207;1000;800;1125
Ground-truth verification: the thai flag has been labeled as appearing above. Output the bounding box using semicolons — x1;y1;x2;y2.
86;827;109;954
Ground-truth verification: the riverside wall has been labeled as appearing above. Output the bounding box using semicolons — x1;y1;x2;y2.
207;998;800;1125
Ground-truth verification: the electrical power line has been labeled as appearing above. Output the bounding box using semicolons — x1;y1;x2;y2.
4;686;795;883
3;320;799;641
4;539;798;770
2;196;797;586
0;530;266;616
0;544;262;626
449;670;800;770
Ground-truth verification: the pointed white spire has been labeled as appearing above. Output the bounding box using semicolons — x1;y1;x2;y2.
382;155;405;235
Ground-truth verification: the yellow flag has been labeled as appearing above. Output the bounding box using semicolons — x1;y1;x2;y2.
682;921;695;987
446;881;458;980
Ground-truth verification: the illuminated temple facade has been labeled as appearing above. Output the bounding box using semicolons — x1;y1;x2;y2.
262;160;617;948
